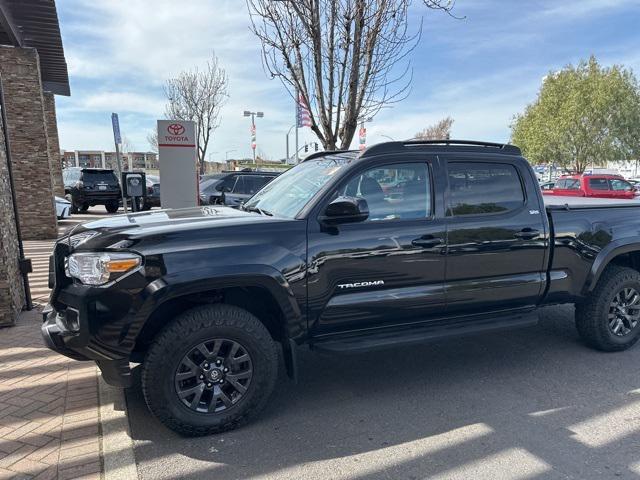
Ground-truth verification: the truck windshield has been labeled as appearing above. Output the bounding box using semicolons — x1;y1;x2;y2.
244;153;356;218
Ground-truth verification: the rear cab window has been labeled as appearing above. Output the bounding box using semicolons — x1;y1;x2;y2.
555;178;581;190
447;162;525;216
81;170;118;184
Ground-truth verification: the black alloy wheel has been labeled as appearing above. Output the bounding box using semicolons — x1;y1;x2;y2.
608;287;640;336
174;339;253;413
141;304;278;436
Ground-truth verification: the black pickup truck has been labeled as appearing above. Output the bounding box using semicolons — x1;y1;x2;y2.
43;140;640;436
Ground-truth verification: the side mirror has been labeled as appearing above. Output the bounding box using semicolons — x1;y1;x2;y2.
320;196;369;225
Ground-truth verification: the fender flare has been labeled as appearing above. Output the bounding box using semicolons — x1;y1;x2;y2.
585;239;640;292
144;264;301;324
136;265;302;380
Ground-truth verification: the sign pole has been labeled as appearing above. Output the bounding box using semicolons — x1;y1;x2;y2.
295;93;299;164
252;113;256;164
111;113;127;213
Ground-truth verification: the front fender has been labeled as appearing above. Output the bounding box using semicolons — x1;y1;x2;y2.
145;264;301;321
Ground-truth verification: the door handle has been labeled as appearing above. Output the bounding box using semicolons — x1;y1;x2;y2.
514;228;540;240
412;236;443;248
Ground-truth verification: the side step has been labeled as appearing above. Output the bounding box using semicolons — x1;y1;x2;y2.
311;312;539;354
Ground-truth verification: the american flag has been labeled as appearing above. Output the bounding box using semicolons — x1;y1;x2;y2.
296;93;312;128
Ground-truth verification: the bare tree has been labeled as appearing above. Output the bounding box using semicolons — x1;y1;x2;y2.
247;0;454;150
164;52;229;174
414;116;454;140
146;131;158;153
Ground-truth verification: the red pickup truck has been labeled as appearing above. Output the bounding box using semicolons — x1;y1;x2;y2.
543;174;636;199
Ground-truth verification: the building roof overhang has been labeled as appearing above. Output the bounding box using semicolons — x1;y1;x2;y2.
0;0;69;96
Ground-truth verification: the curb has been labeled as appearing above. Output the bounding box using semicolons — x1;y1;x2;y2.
98;374;139;479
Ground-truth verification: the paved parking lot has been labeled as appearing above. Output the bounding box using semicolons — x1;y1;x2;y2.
125;305;640;480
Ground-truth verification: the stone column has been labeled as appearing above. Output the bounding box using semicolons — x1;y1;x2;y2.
0;101;25;326
0;46;57;239
43;91;64;197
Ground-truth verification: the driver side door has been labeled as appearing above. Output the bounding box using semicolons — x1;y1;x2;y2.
306;157;447;336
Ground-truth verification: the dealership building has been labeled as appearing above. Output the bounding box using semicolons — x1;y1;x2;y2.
0;0;68;325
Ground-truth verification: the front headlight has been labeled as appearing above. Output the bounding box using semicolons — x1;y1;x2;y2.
66;252;141;286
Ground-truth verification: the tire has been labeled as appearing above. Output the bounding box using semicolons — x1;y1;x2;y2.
80;202;89;212
66;194;78;214
141;304;279;436
575;265;640;351
105;200;119;213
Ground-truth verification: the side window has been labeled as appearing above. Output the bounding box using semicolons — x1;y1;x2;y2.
589;178;609;190
341;163;431;221
610;179;632;191
221;175;237;192
256;175;273;190
232;175;245;194
448;162;524;216
565;179;581;190
243;176;264;195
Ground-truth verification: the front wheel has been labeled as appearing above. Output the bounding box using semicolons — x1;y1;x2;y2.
575;265;640;351
141;304;278;436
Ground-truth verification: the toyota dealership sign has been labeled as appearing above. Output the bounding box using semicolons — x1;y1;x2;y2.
157;120;197;209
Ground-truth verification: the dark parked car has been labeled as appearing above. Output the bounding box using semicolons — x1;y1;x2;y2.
199;170;279;206
142;175;160;210
63;167;121;213
44;140;640;436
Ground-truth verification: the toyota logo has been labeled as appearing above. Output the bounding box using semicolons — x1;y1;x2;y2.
167;123;185;135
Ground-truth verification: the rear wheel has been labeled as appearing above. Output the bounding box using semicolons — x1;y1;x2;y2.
141;304;278;436
575;265;640;351
65;194;79;214
79;202;89;212
105;200;119;213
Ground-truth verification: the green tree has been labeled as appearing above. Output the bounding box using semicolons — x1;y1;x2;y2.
511;56;640;173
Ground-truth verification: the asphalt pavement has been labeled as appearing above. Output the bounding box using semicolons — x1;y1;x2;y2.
125;305;640;479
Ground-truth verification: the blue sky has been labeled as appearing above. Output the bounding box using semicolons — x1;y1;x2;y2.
55;0;640;161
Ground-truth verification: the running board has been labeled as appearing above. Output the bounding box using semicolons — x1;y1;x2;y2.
311;312;539;354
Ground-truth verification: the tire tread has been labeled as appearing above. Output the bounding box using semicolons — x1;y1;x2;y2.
575;265;640;352
141;304;278;436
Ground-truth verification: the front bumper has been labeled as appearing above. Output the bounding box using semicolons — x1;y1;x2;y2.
41;300;134;387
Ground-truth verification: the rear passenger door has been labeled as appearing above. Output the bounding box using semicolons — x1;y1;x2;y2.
587;177;611;198
444;159;547;316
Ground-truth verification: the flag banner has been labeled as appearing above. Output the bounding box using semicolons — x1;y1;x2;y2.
296;93;312;128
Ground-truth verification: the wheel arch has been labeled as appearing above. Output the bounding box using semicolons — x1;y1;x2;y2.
585;240;640;293
132;273;303;379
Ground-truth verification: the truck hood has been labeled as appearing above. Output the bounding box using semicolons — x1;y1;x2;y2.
64;206;289;250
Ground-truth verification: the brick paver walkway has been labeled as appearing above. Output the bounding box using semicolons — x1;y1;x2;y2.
0;309;101;479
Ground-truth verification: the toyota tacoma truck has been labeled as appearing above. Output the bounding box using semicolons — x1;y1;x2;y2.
42;140;640;436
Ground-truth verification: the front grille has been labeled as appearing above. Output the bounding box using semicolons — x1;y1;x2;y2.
49;241;72;295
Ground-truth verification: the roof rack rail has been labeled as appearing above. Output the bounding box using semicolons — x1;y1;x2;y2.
301;150;356;162
362;139;521;157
